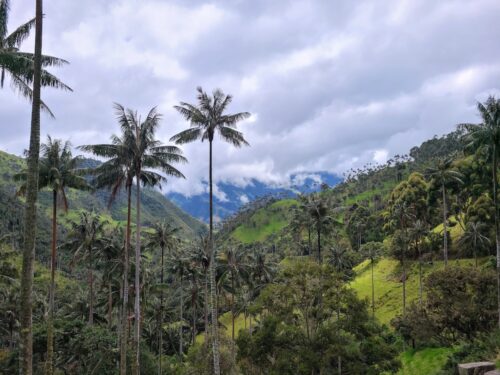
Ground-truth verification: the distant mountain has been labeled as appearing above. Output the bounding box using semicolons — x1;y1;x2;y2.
166;172;342;223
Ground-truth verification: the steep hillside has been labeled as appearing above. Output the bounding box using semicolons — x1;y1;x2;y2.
0;151;206;259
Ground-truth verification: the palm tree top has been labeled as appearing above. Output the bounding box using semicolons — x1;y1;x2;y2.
170;87;251;146
1;0;72;117
79;104;187;203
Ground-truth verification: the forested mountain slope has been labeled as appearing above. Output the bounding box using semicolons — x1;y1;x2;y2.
0;150;205;262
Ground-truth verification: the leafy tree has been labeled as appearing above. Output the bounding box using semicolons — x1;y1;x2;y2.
360;241;384;316
15;136;90;375
0;0;71;116
426;157;463;266
171;87;250;375
237;260;400;374
393;266;497;345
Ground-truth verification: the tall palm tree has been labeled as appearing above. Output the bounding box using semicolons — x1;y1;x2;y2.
0;0;71;116
410;220;429;306
145;221;180;375
171;87;250;374
167;248;190;360
302;193;340;263
359;242;383;317
390;202;414;315
15;136;90;375
64;211;106;325
459;221;490;268
188;235;210;341
426;157;463;266
98;226;125;330
289;195;314;255
19;1;42;372
80;103;186;374
219;246;249;345
79;118;134;375
461;96;500;327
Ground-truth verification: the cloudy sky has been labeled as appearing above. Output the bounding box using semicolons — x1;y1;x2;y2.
2;0;500;196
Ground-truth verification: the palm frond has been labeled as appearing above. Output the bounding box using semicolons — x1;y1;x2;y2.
218;126;249;147
169;127;202;144
4;17;35;47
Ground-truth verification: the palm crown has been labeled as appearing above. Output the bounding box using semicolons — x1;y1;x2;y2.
80;103;187;198
170;86;250;146
0;0;71;116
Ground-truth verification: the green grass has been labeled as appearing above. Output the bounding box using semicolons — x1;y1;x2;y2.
232;199;297;243
350;257;486;326
432;215;463;243
398;347;454;375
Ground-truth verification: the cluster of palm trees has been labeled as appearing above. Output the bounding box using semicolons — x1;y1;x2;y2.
3;0;252;368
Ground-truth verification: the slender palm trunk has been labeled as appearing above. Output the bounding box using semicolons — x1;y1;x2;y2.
474;236;478;268
204;269;209;343
317;226;322;264
417;240;423;306
371;258;375;317
209;140;221;375
120;186;132;375
192;285;197;345
20;1;43;373
231;275;235;342
134;174;142;375
308;228;312;256
89;246;94;325
46;190;57;375
158;244;164;375
108;282;113;328
492;149;500;329
402;234;407;316
442;183;448;267
179;276;183;359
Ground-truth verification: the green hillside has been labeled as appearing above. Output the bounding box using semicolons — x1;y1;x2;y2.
0;150;205;243
231;199;296;243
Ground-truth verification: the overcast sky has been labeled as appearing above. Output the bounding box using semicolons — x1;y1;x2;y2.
2;0;500;196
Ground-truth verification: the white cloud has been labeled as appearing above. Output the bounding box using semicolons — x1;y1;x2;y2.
2;0;500;197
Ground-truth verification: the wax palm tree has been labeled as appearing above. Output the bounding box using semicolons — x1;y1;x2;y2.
15;136;90;375
145;221;179;375
303;193;340;263
360;242;384;317
219;246;249;345
410;220;429;306
80;103;186;374
64;211;106;326
18;1;70;371
98;226;125;329
79;117;134;375
167;248;190;360
0;0;71;116
390;202;414;315
188;235;210;340
289;195;314;255
171;87;250;374
426;157;463;266
459;221;490;268
460;96;500;327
